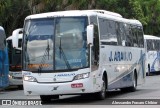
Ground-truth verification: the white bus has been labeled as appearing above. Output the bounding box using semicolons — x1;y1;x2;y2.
6;29;23;89
144;35;160;75
12;10;145;102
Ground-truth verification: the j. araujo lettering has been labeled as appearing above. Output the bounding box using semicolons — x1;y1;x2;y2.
54;73;76;77
109;51;132;61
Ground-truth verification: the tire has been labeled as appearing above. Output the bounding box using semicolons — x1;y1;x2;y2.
40;95;59;102
147;65;150;76
18;85;23;90
128;72;137;92
96;76;107;100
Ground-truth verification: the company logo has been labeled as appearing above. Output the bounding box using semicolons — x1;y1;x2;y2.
1;99;42;105
54;73;76;77
53;78;56;81
51;86;59;91
109;51;132;62
23;72;31;76
2;100;11;105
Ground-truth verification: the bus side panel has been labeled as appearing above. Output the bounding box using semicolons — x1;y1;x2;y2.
100;45;145;90
0;48;9;88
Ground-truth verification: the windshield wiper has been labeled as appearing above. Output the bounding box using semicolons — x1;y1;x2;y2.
59;36;71;69
38;39;50;73
47;40;50;60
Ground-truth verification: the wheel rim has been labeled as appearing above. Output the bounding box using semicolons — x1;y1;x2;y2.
133;75;137;88
101;81;106;97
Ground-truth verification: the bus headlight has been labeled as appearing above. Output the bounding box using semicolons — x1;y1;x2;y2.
74;72;90;80
23;76;37;82
8;74;13;79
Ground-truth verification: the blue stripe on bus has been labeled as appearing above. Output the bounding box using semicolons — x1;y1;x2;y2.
108;72;133;90
150;51;160;73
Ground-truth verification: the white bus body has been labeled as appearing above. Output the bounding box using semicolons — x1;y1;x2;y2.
6;29;23;86
144;35;160;75
12;10;145;101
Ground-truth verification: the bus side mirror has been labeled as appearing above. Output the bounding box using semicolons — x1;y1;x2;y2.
12;28;23;48
87;25;94;45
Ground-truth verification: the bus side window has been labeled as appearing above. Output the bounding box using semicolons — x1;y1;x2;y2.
137;27;144;48
99;18;118;45
128;25;134;47
91;25;99;71
123;23;133;47
116;22;122;46
119;23;126;46
147;40;151;51
92;25;99;65
131;25;138;47
108;20;118;45
152;40;155;50
158;40;160;50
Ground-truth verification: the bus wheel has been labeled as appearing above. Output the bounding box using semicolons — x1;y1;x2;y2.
121;72;137;92
96;76;106;100
129;72;137;92
147;65;150;76
40;95;59;102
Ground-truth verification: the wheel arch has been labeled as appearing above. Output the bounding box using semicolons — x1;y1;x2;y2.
133;69;138;85
101;70;108;90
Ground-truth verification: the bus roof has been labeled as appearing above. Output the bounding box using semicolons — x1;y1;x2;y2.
0;26;5;34
0;26;4;31
25;10;142;26
6;28;23;40
25;10;122;20
144;35;160;40
0;26;6;38
6;34;23;40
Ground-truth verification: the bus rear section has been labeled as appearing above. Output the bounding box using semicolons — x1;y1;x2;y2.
7;29;23;89
0;26;9;88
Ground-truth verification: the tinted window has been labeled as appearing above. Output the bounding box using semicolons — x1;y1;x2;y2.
146;39;154;50
90;15;97;25
137;27;144;47
116;22;122;45
18;39;22;48
124;24;133;47
99;18;118;45
131;26;138;47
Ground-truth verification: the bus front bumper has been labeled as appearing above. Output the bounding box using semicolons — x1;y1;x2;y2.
9;72;23;86
23;78;98;95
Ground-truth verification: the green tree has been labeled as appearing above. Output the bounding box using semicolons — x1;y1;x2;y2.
0;0;30;36
140;0;160;36
1;0;160;36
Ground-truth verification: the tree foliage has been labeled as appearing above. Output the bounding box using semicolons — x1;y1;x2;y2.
0;0;30;36
0;0;160;36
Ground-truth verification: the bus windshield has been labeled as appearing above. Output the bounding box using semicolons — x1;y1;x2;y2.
23;17;89;72
7;39;22;71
